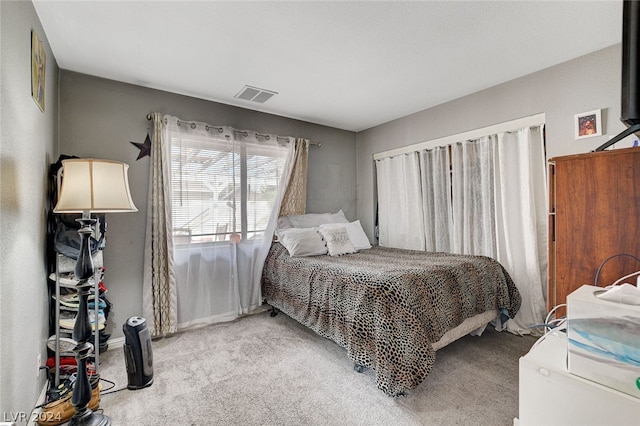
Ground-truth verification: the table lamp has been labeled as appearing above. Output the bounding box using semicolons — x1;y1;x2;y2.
54;158;137;426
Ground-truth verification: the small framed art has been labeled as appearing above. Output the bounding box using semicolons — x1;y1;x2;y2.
31;30;46;112
575;109;602;139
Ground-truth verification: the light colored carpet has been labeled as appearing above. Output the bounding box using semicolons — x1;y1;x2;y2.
97;311;536;425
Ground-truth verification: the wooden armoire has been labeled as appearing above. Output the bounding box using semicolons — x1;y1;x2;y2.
548;147;640;315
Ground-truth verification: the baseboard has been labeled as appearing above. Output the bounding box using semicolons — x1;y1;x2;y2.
107;336;125;350
14;381;49;426
31;382;48;425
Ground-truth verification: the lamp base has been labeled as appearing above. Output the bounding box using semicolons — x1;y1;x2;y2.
68;411;111;426
69;215;110;426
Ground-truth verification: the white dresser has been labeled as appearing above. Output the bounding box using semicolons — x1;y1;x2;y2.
516;330;640;426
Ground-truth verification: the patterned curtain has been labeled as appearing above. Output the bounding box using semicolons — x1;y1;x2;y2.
142;113;178;337
279;138;309;216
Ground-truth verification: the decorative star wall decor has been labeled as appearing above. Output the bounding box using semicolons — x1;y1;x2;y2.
130;133;151;160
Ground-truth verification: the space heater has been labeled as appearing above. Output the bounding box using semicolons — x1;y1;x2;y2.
123;316;154;390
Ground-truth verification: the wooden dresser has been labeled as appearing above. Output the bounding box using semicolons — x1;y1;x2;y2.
548;147;640;315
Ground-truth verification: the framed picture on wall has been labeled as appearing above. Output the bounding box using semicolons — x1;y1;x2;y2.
31;30;46;112
574;109;602;139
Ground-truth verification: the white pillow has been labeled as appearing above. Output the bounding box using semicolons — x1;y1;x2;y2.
287;210;349;228
320;220;371;251
276;216;294;230
278;228;327;257
319;226;356;257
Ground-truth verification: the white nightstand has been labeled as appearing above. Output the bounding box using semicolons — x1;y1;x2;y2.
516;330;640;426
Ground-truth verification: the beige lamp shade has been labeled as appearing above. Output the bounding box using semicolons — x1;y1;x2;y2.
53;158;138;213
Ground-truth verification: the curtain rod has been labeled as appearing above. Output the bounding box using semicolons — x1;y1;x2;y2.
373;112;545;161
146;113;321;146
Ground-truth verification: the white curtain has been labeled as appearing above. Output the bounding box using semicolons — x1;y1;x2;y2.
375;124;547;334
451;137;496;257
419;146;452;252
493;127;547;334
376;153;425;250
163;116;294;330
450;129;547;333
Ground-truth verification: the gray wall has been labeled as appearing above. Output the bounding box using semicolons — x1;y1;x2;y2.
58;71;357;340
0;0;59;417
356;45;628;240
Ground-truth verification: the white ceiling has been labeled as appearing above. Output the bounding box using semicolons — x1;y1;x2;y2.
33;1;623;132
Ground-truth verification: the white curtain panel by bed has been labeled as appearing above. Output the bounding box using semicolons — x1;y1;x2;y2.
376;153;426;250
493;127;547;334
451;137;497;257
419;146;453;252
249;138;301;314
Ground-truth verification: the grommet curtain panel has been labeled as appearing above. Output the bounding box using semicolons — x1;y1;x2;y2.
419;146;453;252
376;152;425;251
492;127;548;335
142;112;178;337
143;114;296;333
451;137;497;257
375;124;547;335
279;138;309;217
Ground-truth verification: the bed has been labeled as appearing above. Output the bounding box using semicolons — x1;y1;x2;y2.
262;236;521;397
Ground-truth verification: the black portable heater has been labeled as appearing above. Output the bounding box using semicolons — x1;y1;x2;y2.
123;316;154;390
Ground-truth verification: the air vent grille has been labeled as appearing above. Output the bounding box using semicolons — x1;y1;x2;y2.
234;85;278;104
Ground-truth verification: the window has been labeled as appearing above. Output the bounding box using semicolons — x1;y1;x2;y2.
170;131;288;244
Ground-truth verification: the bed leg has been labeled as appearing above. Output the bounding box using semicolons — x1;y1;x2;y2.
354;363;367;373
269;306;278;317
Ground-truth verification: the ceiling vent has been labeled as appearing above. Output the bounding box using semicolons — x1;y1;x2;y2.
234;85;278;104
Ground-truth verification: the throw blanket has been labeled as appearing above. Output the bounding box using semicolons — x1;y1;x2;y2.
262;243;521;396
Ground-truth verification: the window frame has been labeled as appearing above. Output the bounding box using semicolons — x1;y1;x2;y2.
169;130;288;245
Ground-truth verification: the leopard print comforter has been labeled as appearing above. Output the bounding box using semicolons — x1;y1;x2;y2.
262;243;521;396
